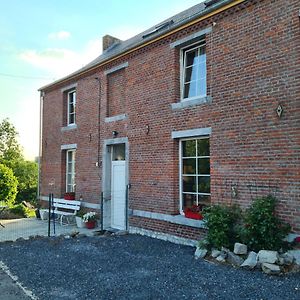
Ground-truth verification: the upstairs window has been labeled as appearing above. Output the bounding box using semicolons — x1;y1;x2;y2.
67;90;76;125
181;40;206;100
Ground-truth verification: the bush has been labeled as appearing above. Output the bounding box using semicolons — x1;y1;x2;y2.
240;195;291;252
203;204;241;250
9;204;31;218
0;163;18;206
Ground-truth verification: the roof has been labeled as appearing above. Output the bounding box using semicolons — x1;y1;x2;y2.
39;0;237;91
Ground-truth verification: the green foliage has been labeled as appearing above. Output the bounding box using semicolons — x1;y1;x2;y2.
0;119;38;206
9;204;32;218
0;118;23;168
240;195;291;251
14;160;38;205
0;163;18;206
203;204;241;250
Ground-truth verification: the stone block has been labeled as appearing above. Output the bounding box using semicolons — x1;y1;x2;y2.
234;243;248;255
195;248;207;259
262;263;281;275
257;250;279;264
211;249;221;258
227;251;244;266
241;251;257;269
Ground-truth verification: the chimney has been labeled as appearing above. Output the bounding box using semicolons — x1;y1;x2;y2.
102;35;121;51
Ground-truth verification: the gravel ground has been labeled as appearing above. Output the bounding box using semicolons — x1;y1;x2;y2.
0;234;299;300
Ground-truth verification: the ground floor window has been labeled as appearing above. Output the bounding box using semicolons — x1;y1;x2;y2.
66;149;76;192
180;137;210;213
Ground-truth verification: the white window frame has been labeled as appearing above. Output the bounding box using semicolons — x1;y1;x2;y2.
66;149;76;193
179;137;210;214
67;90;76;125
180;39;206;101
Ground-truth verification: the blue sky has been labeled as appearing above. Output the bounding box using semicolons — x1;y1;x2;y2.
0;0;201;160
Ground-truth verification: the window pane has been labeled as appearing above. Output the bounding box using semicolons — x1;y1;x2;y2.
182;140;196;157
198;195;211;203
186;50;197;67
197;63;206;79
198;158;210;174
112;144;125;161
183;158;196;174
183;193;197;209
183;176;196;193
183;81;197;99
198;176;210;193
197;79;206;97
185;65;197;82
197;139;209;156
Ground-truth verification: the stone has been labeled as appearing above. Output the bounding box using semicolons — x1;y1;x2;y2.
227;251;244;266
216;251;227;263
221;247;230;253
241;251;257;269
211;249;221;258
257;250;279;264
288;250;300;266
262;263;281;275
195;248;208;259
233;243;248;255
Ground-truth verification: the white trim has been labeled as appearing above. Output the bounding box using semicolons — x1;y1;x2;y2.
170;27;212;48
66;149;76;193
105;114;127;123
129;227;198;247
104;62;129;75
171;127;211;139
61;143;77;150
61;83;77;92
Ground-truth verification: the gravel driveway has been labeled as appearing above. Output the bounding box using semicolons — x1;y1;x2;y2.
0;234;299;300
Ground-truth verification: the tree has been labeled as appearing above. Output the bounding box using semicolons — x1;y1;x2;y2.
0;119;38;205
14;160;38;205
0;118;23;168
0;163;18;206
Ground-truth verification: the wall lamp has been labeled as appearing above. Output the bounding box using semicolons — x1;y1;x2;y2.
112;130;118;137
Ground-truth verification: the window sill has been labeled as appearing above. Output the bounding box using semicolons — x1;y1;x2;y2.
171;96;212;110
105;114;127;123
61;124;77;132
129;209;206;229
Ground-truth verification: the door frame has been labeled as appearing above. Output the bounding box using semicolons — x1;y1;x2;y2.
102;137;129;230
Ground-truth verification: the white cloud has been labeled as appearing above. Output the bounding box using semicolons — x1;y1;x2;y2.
19;39;102;79
48;30;71;40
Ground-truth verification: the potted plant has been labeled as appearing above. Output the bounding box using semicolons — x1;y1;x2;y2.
64;192;75;200
75;209;85;228
184;204;204;220
82;211;98;229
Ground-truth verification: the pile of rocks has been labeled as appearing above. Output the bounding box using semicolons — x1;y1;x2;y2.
195;243;300;275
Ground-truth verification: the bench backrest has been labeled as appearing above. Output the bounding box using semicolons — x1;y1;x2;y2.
52;199;81;213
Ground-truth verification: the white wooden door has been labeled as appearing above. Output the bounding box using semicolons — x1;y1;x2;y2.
111;161;126;230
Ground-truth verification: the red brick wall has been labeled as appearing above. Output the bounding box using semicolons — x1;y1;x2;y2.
107;69;125;117
40;0;300;235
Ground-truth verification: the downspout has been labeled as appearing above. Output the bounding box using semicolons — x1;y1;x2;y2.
37;91;44;202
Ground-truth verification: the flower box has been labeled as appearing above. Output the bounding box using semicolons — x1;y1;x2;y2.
184;205;204;220
64;192;75;200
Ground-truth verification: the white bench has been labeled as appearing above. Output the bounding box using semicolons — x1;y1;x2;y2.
52;199;81;225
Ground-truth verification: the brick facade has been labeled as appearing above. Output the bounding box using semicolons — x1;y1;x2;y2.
40;0;300;239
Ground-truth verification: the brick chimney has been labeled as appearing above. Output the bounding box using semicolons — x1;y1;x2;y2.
102;35;121;51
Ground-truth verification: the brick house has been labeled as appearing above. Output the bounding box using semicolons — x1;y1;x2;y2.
39;0;300;244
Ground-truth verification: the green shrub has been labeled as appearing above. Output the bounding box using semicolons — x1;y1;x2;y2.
240;195;291;252
0;163;18;206
9;204;31;218
203;204;241;250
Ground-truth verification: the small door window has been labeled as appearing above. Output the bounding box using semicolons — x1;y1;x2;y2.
112;144;125;161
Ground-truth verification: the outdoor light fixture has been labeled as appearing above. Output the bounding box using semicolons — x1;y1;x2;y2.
112;130;118;137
